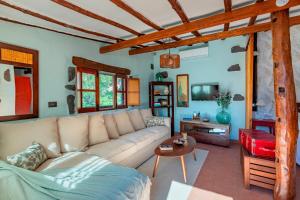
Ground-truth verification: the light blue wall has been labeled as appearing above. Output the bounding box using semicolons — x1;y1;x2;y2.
0;21;154;118
153;36;248;140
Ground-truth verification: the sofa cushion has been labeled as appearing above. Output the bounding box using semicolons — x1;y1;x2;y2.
119;129;158;147
58;114;89;153
88;114;109;145
145;126;171;139
127;109;146;131
36;152;100;172
0;118;61;159
85;139;135;162
113;111;135;135
140;108;153;123
7;143;48;171
103;114;120;139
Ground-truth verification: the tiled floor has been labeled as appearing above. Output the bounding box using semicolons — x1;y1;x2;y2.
191;143;300;200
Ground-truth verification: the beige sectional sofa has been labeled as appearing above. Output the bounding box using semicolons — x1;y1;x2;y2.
0;108;171;171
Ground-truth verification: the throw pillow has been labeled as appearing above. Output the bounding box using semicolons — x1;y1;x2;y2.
103;114;120;139
6;143;48;171
113;111;135;135
145;117;165;127
88;114;110;145
127;109;146;131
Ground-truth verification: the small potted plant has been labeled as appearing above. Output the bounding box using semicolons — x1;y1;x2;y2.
216;92;232;124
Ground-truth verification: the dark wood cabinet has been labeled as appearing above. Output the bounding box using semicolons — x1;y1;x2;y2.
149;81;174;135
180;120;231;147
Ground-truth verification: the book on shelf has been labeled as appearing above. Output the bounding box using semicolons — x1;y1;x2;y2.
159;144;173;151
209;128;226;135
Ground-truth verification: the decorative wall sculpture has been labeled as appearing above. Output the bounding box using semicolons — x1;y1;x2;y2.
233;94;245;101
65;66;76;114
227;64;241;72
231;45;246;53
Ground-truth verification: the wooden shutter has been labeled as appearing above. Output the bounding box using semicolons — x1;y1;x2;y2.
127;78;140;106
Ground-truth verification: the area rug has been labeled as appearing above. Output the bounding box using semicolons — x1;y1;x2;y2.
137;149;209;200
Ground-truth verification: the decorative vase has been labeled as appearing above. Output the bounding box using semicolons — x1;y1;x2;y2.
216;109;231;124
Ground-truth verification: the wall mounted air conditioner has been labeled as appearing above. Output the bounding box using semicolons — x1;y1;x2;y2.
179;45;209;59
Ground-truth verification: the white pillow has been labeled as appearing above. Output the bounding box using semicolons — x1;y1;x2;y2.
140;108;153;123
103;114;120;139
88;114;110;145
128;109;146;130
58;114;89;153
0;118;61;159
113;111;135;135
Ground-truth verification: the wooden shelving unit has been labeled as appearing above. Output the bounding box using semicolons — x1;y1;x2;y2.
149;81;174;135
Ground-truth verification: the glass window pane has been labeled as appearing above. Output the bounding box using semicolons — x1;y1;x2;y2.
117;93;124;106
82;72;95;90
82;92;96;108
117;77;124;91
100;74;114;107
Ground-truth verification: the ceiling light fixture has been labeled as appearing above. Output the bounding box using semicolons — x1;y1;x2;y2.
160;38;180;69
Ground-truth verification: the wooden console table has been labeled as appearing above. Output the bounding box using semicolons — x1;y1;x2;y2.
180;120;231;147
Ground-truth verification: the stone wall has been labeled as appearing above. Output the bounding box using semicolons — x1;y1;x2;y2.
255;25;300;119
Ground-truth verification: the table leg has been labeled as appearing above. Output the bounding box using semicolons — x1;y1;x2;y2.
152;155;160;177
193;150;197;161
180;156;187;183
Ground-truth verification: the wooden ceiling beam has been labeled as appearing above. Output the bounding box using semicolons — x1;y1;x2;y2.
110;0;181;41
101;0;300;53
0;16;114;44
0;0;121;41
223;0;232;31
168;0;201;37
51;0;163;45
52;0;141;36
248;0;264;26
128;15;300;55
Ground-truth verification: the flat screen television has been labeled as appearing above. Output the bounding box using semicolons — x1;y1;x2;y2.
191;83;219;101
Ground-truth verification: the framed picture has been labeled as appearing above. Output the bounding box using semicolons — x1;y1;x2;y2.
176;74;189;107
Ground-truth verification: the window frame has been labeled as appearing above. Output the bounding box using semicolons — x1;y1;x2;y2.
77;67;128;113
116;74;127;109
77;68;99;113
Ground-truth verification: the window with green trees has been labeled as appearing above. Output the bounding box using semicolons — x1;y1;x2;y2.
99;73;114;108
77;68;127;113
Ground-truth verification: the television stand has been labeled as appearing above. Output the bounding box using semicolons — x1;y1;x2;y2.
180;120;231;147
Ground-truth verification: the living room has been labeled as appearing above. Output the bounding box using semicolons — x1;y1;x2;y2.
0;1;299;200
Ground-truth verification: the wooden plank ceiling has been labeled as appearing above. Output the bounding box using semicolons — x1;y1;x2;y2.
0;0;299;53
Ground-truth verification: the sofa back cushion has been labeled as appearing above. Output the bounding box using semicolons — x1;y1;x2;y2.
140;108;153;123
0;118;61;159
103;114;120;139
89;114;109;145
128;109;146;131
113;111;135;135
58;114;89;153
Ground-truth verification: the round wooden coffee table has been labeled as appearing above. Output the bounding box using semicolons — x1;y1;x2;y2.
152;135;197;183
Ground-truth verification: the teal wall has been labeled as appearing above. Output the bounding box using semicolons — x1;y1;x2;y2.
0;21;247;140
153;36;248;140
0;21;154;118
